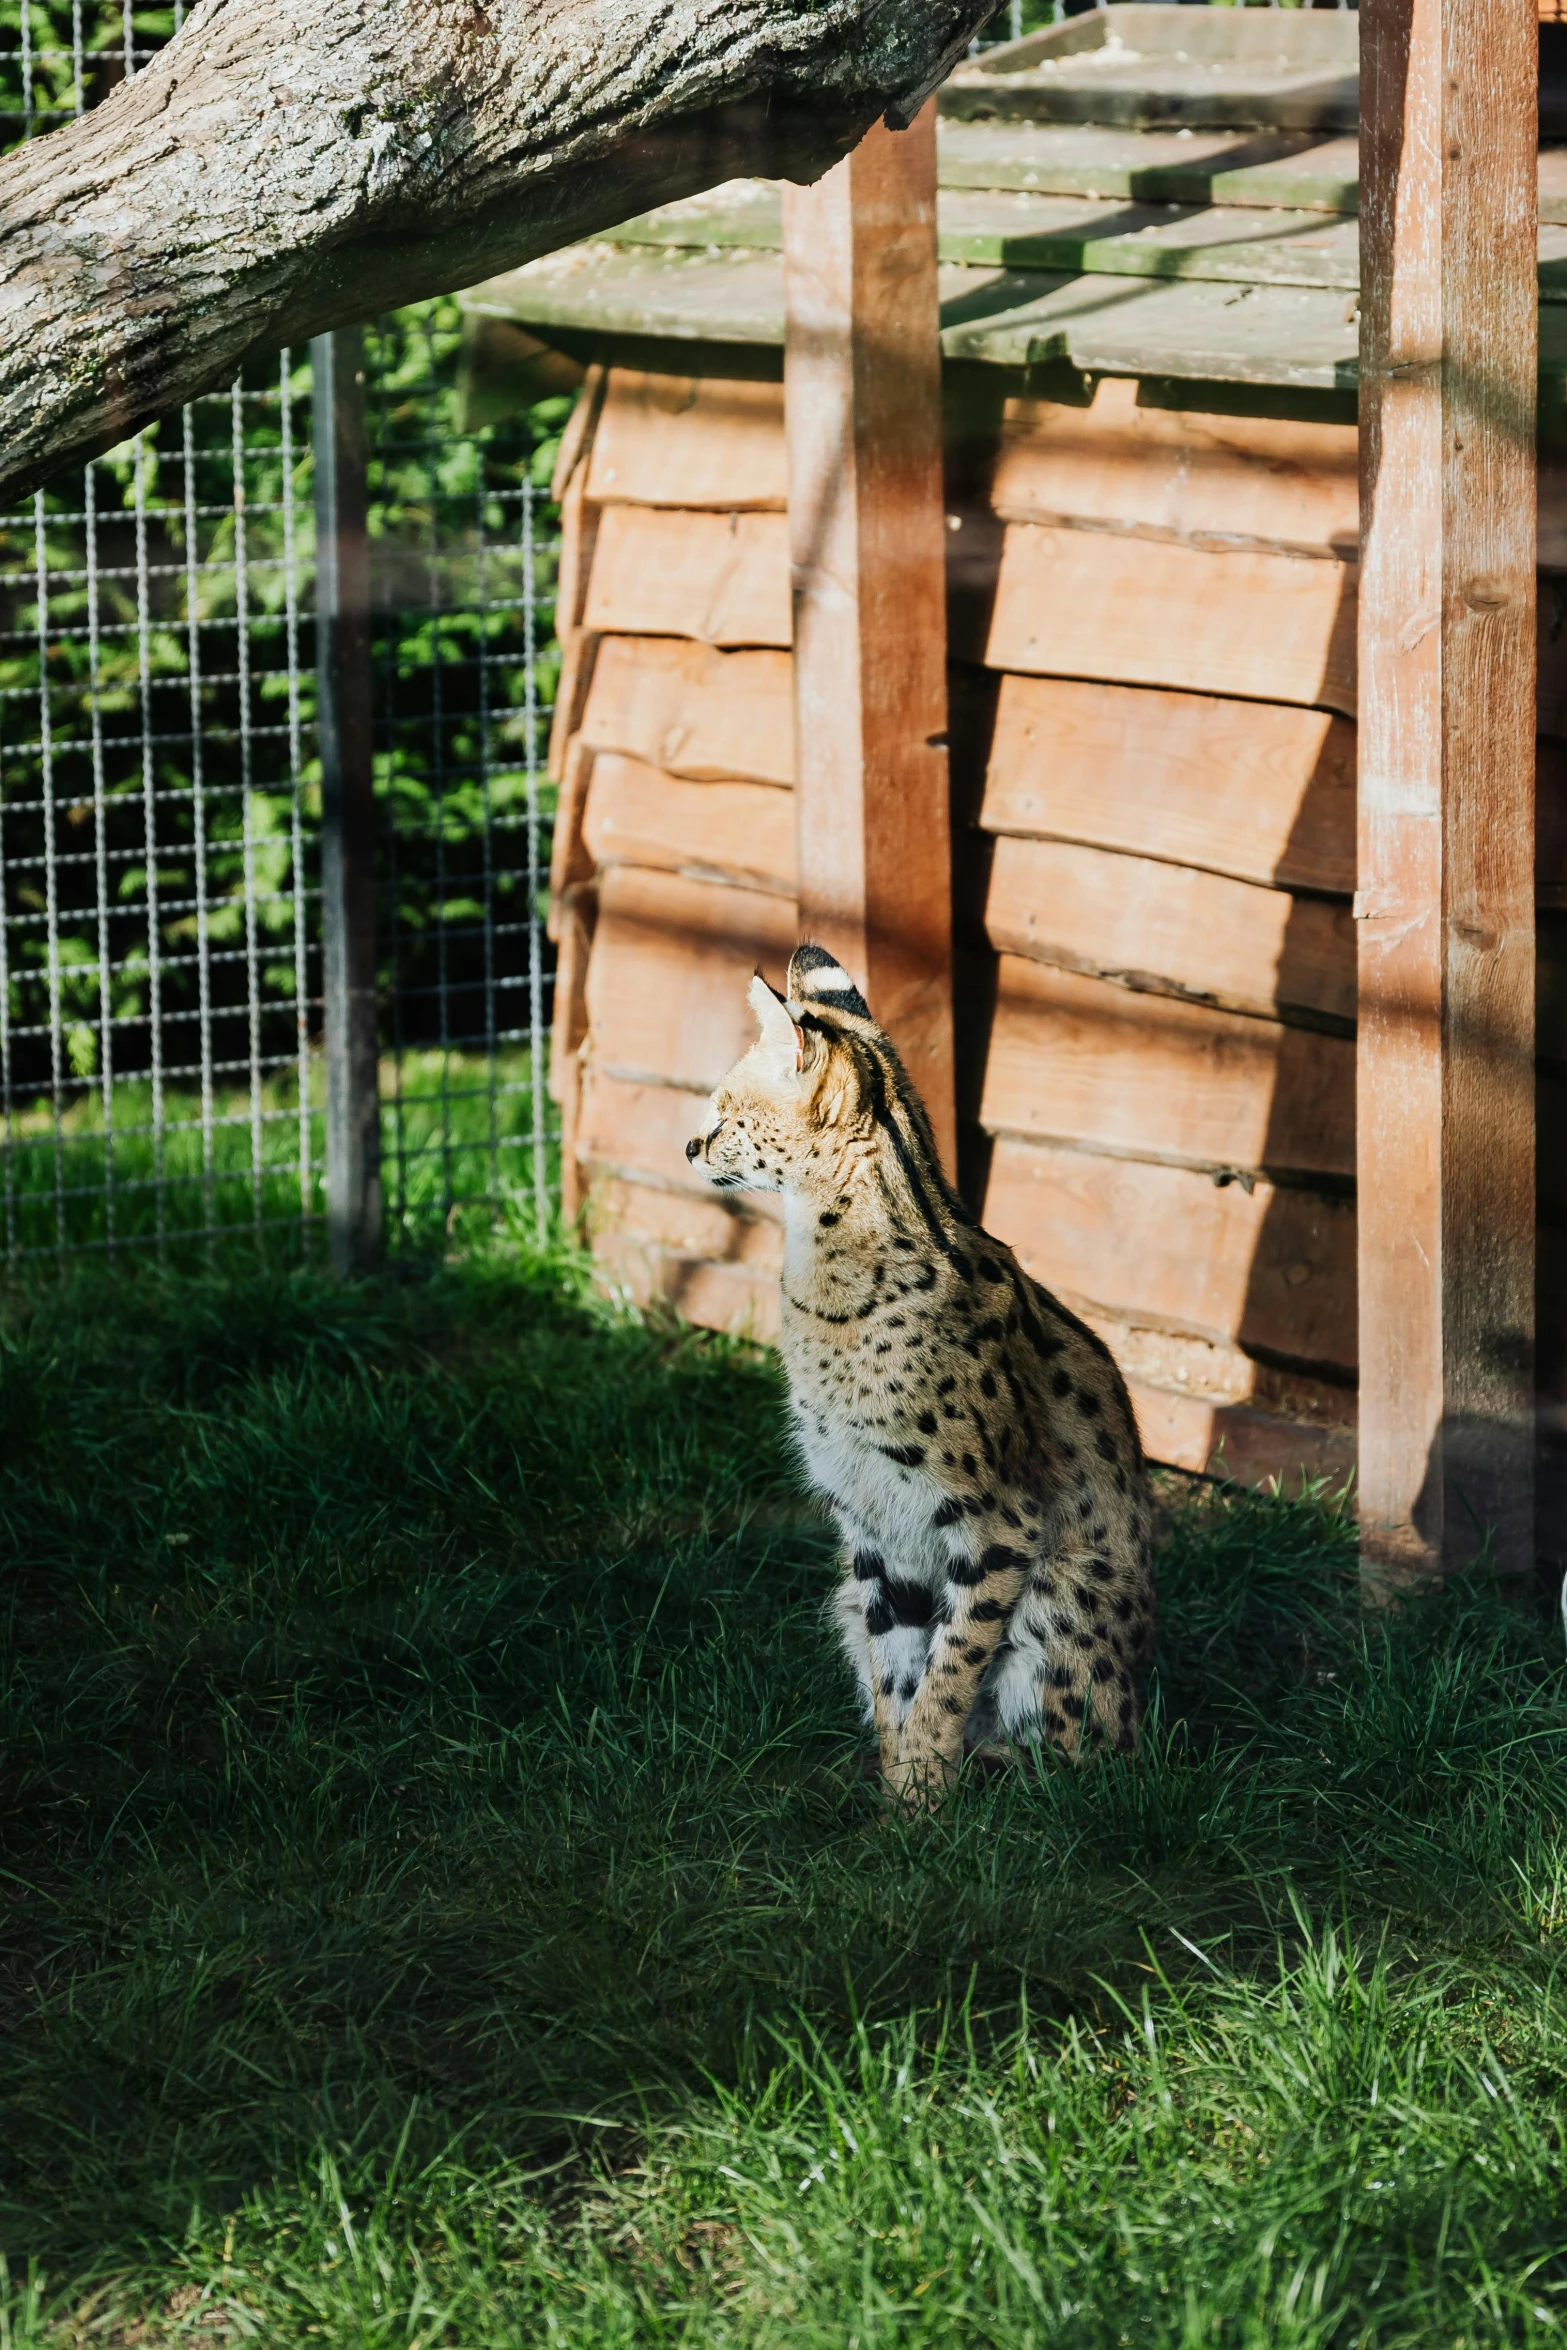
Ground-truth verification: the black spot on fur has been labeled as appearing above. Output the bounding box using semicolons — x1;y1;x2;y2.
970;1597;1012;1623
931;1497;965;1530
1075;1387;1102;1417
878;1443;926;1469
978;1542;1028;1580
978;1257;1004;1282
864;1586;897;1637
1051;1369;1072;1399
979;1370;997;1399
917;1410;938;1435
818;1210;840;1228
1095;1429;1120;1464
884;1578;936;1628
853;1550;884;1581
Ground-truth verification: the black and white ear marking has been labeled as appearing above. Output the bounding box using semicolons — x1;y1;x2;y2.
787;941;871;1020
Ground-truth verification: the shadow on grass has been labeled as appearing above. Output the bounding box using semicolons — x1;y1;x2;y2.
2;1245;1566;2330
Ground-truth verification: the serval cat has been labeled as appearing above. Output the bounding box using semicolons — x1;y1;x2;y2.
686;944;1156;1807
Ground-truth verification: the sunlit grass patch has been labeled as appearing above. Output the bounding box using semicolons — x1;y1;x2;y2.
1;1244;1564;2345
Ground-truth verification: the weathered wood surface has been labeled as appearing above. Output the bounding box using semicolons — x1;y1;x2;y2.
1356;0;1537;1586
982;834;1356;1030
589;1174;784;1339
548;736;597;906
785;107;958;1169
981;1131;1357;1371
983;521;1359;714
979;953;1356;1180
579;365;1368;556
583;505;792;647
990;377;1358;556
622;185;1367;290
978;672;1358;893
587;363;788;509
595;1222;783;1339
1123;1379;1355;1486
550;882;596;1221
583;752;796;895
473;246;1366;390
577;1067;715;1184
588;865;798;1092
578;634;795;784
564;179;1567;300
546;378;608;781
0;0;999;502
935;124;1360;213
942;4;1358;135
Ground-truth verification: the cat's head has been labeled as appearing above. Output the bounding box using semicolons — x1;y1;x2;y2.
685;945;889;1195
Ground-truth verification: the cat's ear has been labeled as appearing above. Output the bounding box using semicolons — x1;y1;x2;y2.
748;973;804;1076
787;942;871;1020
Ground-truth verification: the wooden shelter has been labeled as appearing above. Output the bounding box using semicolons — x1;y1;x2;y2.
460;1;1562;1585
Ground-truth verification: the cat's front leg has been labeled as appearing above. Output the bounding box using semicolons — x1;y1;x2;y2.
893;1525;1029;1808
834;1547;937;1785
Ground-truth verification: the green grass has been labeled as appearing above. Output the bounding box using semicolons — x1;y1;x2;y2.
2;1243;1566;2346
0;1052;553;1259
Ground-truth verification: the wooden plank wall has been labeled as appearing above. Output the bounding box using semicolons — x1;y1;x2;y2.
549;352;1567;1496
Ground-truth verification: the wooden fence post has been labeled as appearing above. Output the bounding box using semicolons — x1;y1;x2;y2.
312;327;383;1274
782;101;957;1176
1357;0;1537;1588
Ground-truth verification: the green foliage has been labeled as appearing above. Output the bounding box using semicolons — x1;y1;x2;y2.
0;12;564;1225
0;1250;1564;2343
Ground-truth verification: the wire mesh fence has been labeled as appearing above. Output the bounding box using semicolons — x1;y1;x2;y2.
0;3;561;1267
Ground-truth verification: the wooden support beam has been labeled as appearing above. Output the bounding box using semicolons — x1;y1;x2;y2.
1357;0;1537;1588
783;104;957;1174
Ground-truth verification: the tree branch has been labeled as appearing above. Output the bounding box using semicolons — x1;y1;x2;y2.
0;0;994;499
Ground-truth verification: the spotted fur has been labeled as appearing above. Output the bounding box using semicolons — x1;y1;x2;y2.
685;945;1156;1804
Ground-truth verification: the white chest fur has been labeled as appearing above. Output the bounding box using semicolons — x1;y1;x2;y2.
779;1194;950;1574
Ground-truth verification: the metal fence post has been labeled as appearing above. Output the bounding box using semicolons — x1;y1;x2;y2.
312;328;383;1273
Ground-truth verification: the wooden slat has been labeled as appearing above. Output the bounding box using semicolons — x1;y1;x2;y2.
984;520;1359;714
983;833;1356;1029
1356;0;1537;1586
934;123;1359;214
784;105;957;1171
577;635;795;785
1124;1378;1355;1486
545;441;603;780
589;1173;783;1262
990;375;1358;557
577;1068;716;1186
593;1225;782;1341
942;9;1359;137
982;1132;1355;1370
978;672;1357;893
547;734;595;909
588;1173;784;1336
586;364;786;509
979;953;1355;1180
607;185;1567;304
587;866;798;1093
583;505;791;647
551;883;595;1223
582;753;796;895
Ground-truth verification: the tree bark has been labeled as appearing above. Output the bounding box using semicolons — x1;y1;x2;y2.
0;0;995;500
